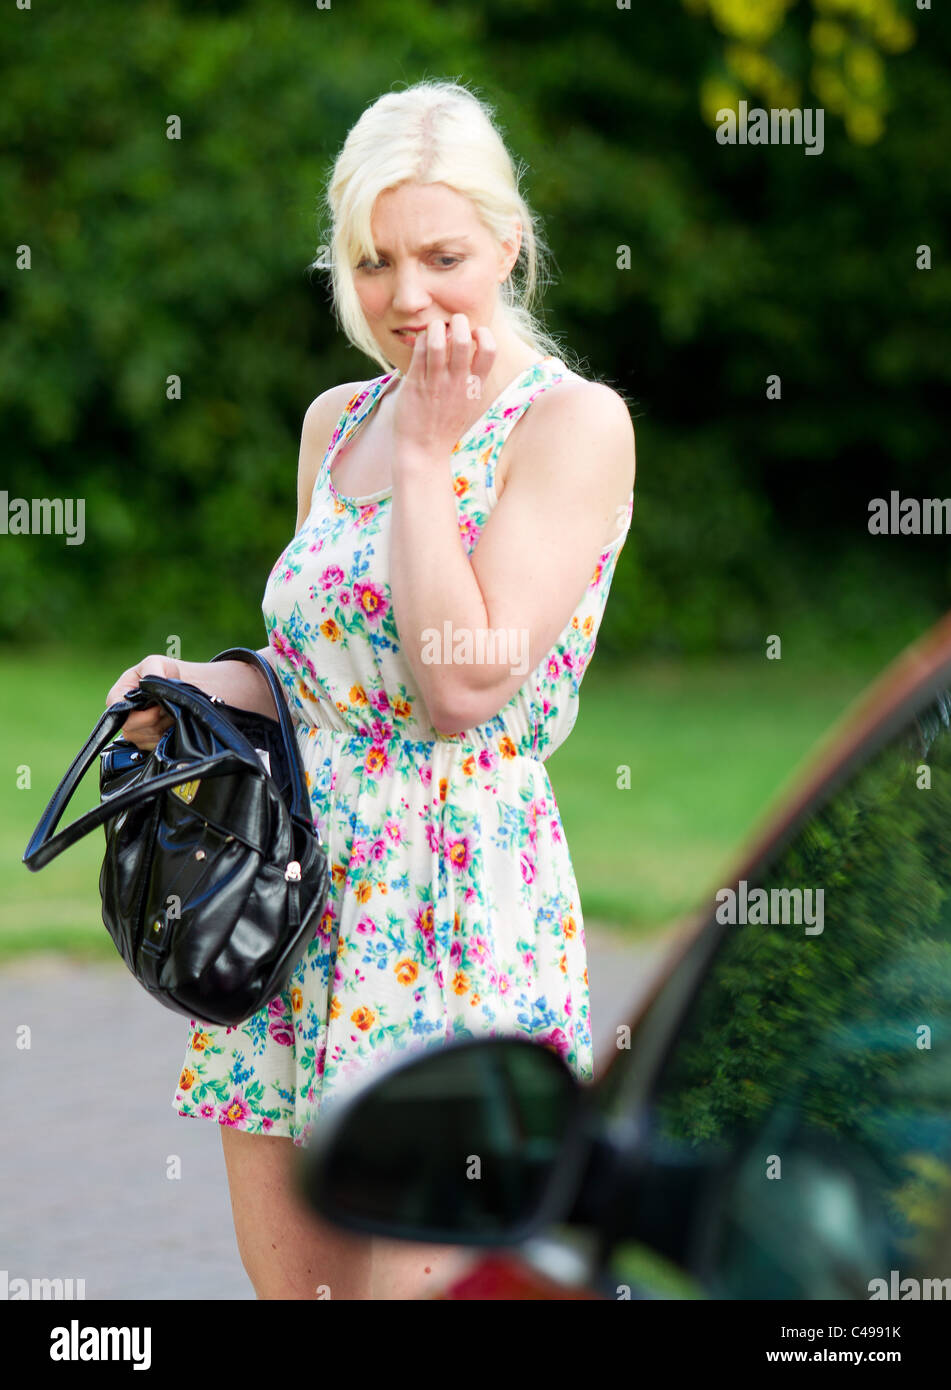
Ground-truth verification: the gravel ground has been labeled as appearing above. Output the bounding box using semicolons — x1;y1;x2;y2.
0;924;676;1300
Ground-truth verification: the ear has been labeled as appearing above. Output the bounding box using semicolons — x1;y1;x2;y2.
499;219;522;281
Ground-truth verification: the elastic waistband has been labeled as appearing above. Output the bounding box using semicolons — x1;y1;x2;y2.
296;721;543;765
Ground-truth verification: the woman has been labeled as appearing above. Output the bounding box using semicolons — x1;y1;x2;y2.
107;78;636;1299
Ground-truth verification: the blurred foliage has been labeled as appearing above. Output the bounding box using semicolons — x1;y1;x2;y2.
653;687;951;1256
0;0;948;663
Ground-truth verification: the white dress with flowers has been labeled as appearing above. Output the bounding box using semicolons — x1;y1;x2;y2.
172;354;634;1146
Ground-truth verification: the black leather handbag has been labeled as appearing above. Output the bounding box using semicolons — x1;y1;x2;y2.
22;647;329;1027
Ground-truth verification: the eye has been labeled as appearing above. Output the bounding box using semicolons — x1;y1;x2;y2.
434;256;461;268
355;258;384;273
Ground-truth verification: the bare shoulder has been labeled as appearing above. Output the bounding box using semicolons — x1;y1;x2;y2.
504;374;636;493
301;378;373;449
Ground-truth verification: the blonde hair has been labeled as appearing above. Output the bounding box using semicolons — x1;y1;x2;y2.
308;78;582;377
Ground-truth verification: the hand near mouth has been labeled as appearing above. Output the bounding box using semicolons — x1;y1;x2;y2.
392;313;497;466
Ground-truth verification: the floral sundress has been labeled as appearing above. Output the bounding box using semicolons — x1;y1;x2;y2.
172;354;634;1146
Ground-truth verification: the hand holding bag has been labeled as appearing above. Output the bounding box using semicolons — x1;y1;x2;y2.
22;646;329;1027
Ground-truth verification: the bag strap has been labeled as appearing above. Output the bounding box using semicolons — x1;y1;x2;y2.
209;647;310;826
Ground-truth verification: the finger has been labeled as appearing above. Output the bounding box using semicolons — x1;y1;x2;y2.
447;313;472;378
469;326;497;393
425;318;447;381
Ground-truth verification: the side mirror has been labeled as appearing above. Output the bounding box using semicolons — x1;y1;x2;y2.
294;1037;590;1246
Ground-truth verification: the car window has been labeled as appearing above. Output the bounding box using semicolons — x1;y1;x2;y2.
604;684;951;1299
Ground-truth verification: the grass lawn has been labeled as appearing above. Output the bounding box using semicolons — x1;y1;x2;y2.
1;644;895;960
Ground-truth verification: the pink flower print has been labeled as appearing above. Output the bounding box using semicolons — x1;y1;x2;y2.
542;1027;571;1060
498;974;511;995
384;820;403;844
267;997;286;1019
520;852;535;884
270;631;295;661
355;916;376;935
348;839;368;868
370;688;391;714
546;656;560;679
218;1093;250;1127
319;565;345;589
562;652;575;671
551;819;562;844
315;1046;326;1077
434;967;444;988
446;837;472;874
353;581;388;623
261;1117;274;1132
364;744;393;779
420;766;433;785
565;993;573;1017
477;748;495;772
370;838;387;861
268;1021;295;1045
425;823;441;853
339;590;351;605
449;939;463;965
199;1103;215;1119
458;516;481;550
469;936;490;962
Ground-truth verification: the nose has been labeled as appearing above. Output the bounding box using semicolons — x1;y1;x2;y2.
390;260;432;316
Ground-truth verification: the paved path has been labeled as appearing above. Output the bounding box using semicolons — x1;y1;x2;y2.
0;925;676;1300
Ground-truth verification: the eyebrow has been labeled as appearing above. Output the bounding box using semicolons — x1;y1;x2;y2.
368;236;473;255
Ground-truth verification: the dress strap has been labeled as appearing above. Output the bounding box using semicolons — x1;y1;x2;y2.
479;356;573;501
317;372;399;486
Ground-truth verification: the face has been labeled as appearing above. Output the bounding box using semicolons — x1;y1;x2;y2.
352;181;521;366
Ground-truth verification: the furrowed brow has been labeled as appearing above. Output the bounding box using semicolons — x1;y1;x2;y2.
370;236;473;256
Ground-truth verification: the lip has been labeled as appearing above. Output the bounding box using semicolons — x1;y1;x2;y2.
392;326;427;336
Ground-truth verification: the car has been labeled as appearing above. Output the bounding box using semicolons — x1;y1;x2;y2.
294;610;951;1301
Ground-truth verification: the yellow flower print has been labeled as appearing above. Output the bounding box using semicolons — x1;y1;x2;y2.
470;993;480;1006
351;1006;375;1031
395;960;419;985
350;685;368;705
355;880;373;904
499;736;517;760
438;777;448;802
320;618;341;641
562;914;577;940
462;755;476;776
179;1068;196;1090
291;987;303;1013
190;1030;212;1052
452;971;470;995
392;697;412;720
329;995;341;1020
582;615;594;637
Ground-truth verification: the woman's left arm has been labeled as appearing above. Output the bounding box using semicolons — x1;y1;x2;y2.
389;332;635;735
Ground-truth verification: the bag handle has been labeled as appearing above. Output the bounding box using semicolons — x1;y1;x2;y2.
22;647;306;872
209;647;310;827
21;692;250;871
